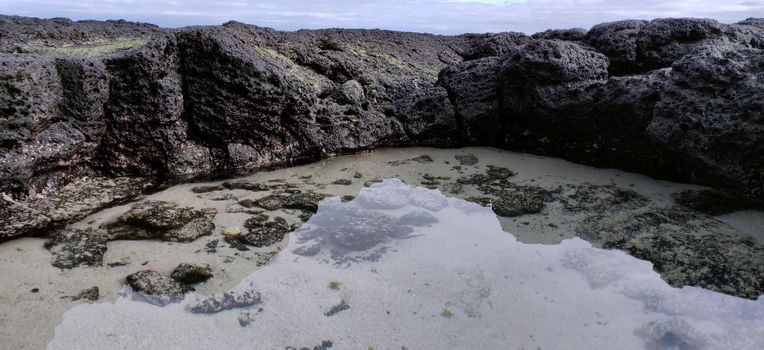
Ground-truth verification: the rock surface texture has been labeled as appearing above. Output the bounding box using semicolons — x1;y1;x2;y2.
1;16;763;239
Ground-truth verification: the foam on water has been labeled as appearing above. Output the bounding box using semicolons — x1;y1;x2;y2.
47;179;764;350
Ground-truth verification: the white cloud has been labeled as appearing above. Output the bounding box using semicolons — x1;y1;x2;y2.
1;0;762;34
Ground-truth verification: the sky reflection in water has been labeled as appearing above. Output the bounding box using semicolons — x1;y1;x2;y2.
48;179;764;350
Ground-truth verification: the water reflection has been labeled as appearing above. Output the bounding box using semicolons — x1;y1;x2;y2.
48;179;764;350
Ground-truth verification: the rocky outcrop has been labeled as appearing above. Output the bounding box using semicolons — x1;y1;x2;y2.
1;16;763;239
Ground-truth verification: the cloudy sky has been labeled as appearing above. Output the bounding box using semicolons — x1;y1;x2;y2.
1;0;762;34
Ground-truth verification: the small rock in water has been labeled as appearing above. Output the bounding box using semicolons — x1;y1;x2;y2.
162;217;215;242
237;199;256;208
341;195;355;202
71;286;100;301
102;201;217;243
186;288;262;313
45;228;109;269
190;185;224;193
171;263;213;284
398;211;438;226
242;217;291;247
126;270;193;305
491;186;548;217
455;153;479;166
364;179;383;187
283;191;331;213
255;195;286;210
387;155;434;166
324;300;350;316
222;181;269;192
332;179;352;185
672;189;755;215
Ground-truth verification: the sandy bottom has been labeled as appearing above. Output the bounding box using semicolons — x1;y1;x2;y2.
0;147;762;350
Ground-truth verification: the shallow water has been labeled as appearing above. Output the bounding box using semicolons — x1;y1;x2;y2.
47;179;764;349
1;147;762;350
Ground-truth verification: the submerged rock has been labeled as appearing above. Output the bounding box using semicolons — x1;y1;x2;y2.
332;179;352;185
672;189;757;215
190;185;224;193
457;165;516;187
577;207;763;299
102;201;215;242
454;154;479;166
388;155;434;166
241;216;291;247
490;186;548;217
45;229;109;269
324;300;350;316
222;181;269;191
186;288;262;314
126;270;193;305
70;286;100;301
296;203;414;255
117;201;197;230
559;184;647;212
171;263;213;284
162;217;215;242
254;195;285;210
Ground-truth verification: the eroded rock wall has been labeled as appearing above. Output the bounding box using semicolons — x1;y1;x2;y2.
1;15;763;239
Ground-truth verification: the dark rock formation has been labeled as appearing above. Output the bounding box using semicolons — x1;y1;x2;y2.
186;288;262;313
672;189;759;215
102;200;216;242
70;286;100;301
577;207;764;299
126;270;193;305
171;263;213;284
1;16;763;241
45;228;109;268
